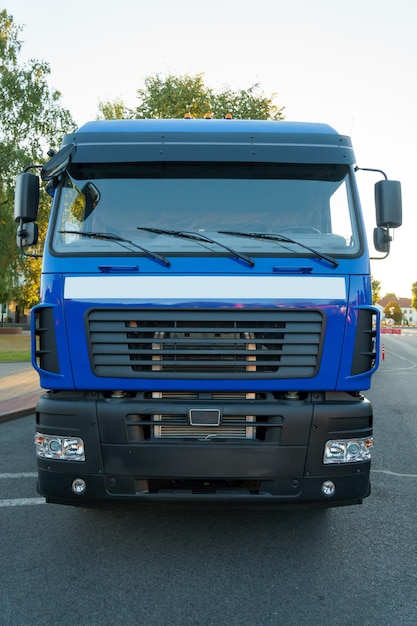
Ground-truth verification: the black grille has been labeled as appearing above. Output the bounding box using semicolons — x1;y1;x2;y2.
34;306;60;373
351;308;378;375
87;309;324;379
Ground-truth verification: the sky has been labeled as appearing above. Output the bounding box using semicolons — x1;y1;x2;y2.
9;0;417;297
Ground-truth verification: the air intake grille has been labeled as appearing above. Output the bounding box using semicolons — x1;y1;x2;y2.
88;309;323;379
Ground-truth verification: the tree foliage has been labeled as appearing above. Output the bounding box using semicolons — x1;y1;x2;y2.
98;99;127;121
135;73;211;119
383;301;402;324
98;72;285;121
411;282;417;311
0;9;75;310
371;278;381;304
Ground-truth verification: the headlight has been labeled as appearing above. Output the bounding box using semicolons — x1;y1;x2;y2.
323;437;373;464
35;433;85;461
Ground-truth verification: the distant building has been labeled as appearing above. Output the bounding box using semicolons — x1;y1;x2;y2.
375;296;417;325
2;302;30;325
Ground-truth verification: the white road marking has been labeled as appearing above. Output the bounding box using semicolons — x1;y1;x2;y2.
372;469;417;478
0;498;45;507
0;472;37;479
0;473;44;506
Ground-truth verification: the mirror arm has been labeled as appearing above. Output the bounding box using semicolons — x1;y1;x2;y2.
23;164;42;173
355;166;388;180
370;251;389;260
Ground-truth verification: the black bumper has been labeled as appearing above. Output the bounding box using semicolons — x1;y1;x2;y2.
35;391;372;509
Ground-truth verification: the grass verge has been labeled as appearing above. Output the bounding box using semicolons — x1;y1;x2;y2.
0;334;31;362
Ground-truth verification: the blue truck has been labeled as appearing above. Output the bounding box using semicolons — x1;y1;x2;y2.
14;118;402;508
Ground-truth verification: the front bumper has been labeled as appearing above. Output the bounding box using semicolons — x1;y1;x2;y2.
35;390;372;509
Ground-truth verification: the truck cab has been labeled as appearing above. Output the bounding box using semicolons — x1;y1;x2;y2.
15;119;402;508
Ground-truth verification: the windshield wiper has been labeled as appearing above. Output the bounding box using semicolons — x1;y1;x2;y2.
59;230;170;266
218;230;338;268
137;227;255;267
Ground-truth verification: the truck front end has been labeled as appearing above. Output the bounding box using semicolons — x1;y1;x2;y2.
15;119;402;508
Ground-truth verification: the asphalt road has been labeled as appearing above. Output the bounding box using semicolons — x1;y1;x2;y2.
1;331;416;625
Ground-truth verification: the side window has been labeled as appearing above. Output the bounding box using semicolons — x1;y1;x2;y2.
58;183;83;243
329;179;355;246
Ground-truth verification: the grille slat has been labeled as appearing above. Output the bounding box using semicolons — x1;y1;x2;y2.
93;356;318;366
88;309;323;378
153;414;255;439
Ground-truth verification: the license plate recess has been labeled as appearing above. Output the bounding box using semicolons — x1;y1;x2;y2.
189;409;221;426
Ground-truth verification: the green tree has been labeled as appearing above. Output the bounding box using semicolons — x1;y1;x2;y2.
98;72;285;121
135;73;212;119
0;9;75;311
411;282;417;311
383;301;402;324
98;98;127;120
371;277;381;304
210;83;283;120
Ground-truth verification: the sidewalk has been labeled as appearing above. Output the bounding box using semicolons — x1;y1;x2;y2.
0;362;43;423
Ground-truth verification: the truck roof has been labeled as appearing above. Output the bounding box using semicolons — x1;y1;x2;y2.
62;119;355;165
74;118;340;134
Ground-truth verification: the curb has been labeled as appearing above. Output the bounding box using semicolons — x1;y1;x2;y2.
0;391;43;424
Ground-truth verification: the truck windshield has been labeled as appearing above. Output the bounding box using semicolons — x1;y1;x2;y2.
52;162;361;257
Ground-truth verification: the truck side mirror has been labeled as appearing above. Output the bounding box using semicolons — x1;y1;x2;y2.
373;226;391;253
16;221;39;248
375;180;402;229
14;172;40;223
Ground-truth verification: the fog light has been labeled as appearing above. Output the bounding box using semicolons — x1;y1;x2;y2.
35;433;85;461
323;437;373;464
321;481;336;497
72;478;87;495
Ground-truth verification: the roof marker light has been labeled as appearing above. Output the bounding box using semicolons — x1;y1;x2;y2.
204;113;212;119
225;113;233;119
